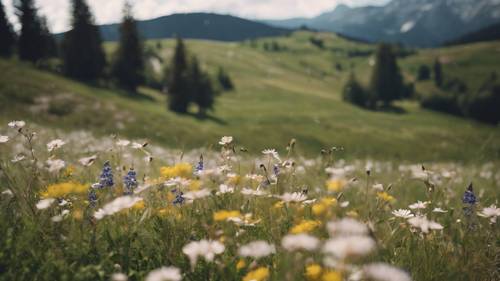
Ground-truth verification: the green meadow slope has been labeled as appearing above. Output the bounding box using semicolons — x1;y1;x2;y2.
1;32;499;161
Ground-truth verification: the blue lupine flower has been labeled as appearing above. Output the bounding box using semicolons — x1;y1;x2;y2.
88;186;98;208
173;191;185;205
98;161;114;188
123;168;138;195
273;164;280;176
194;155;204;175
462;183;476;205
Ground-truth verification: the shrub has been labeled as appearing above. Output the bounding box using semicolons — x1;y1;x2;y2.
420;92;463;116
343;73;368;108
417;65;431;81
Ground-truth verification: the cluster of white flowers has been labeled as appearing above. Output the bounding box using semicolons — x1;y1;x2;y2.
238;241;275;259
46;159;66;173
218;136;233;145
363;263;412;281
323;218;376;260
407;216;443;233
0;135;9;144
182;240;225;268
36;198;56;210
94;196;143;220
278;192;307;203
47;139;66;152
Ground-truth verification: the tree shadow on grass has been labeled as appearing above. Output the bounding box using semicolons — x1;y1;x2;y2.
377;104;407;114
185;112;228;125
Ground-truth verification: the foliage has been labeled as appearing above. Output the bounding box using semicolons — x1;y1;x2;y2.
461;73;500;124
189;56;215;116
342;73;368;108
217;67;234;91
111;3;144;92
369;43;405;106
166;37;191;113
433;59;443;88
0;1;16;57
15;0;49;62
62;0;106;81
417;65;431;81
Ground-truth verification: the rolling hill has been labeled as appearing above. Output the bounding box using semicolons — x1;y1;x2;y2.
446;22;500;46
95;13;290;42
1;32;500;162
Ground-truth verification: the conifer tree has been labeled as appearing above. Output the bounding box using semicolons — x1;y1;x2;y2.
217;67;234;91
189;56;214;117
0;0;16;57
16;0;46;62
39;16;57;58
166;37;190;113
111;2;144;92
343;73;367;107
434;58;443;88
62;0;105;81
369;43;404;106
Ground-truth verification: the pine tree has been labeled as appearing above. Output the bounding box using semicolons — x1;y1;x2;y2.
39;16;57;58
217;67;234;91
0;0;16;57
369;43;404;106
166;37;191;113
16;0;46;62
434;59;443;88
111;2;144;92
62;0;106;81
189;56;214;117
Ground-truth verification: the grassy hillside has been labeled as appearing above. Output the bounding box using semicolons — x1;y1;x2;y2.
1;32;499;161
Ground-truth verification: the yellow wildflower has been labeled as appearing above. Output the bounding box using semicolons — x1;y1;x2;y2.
290;220;321;234
133;200;145;210
236;259;246;271
72;209;83;220
160;163;192;179
312;197;337;216
377;192;396;203
346;210;359;218
189;180;202;191
213;210;241;221
273;201;285;209
41;182;87;198
326;179;346;192
322;271;342;281
227;174;242;186
243;267;269;281
63;165;75;177
305;264;323;281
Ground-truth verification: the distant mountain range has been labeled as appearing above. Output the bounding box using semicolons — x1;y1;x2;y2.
446;22;500;46
96;13;290;42
264;0;500;47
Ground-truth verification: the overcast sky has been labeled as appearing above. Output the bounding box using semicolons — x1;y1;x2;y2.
4;0;389;33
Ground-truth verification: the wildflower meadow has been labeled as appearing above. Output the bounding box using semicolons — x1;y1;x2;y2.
0;121;498;281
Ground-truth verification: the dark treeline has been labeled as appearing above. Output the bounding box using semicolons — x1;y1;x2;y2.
0;0;233;116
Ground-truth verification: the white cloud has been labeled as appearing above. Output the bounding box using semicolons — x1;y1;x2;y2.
4;0;389;33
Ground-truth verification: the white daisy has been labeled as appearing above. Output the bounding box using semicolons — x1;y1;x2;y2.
241;188;267;196
238;241;275;259
218;136;233;145
36;198;56;210
145;267;182;281
281;234;320;252
184;189;211;201
432;207;448;213
477;205;500;224
0;135;9;143
8;120;26;129
278;192;307;203
216;184;234;195
94;196;143;220
262;149;281;162
408;201;429;210
78;155;97;167
372;183;384;191
392;209;414;219
111;273;128;281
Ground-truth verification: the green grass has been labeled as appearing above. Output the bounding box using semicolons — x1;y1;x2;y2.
1;31;500;162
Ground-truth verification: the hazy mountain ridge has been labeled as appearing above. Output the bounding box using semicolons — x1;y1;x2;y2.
58;13;291;42
265;0;500;46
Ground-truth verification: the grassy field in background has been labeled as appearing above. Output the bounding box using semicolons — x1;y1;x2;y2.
1;31;500;162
